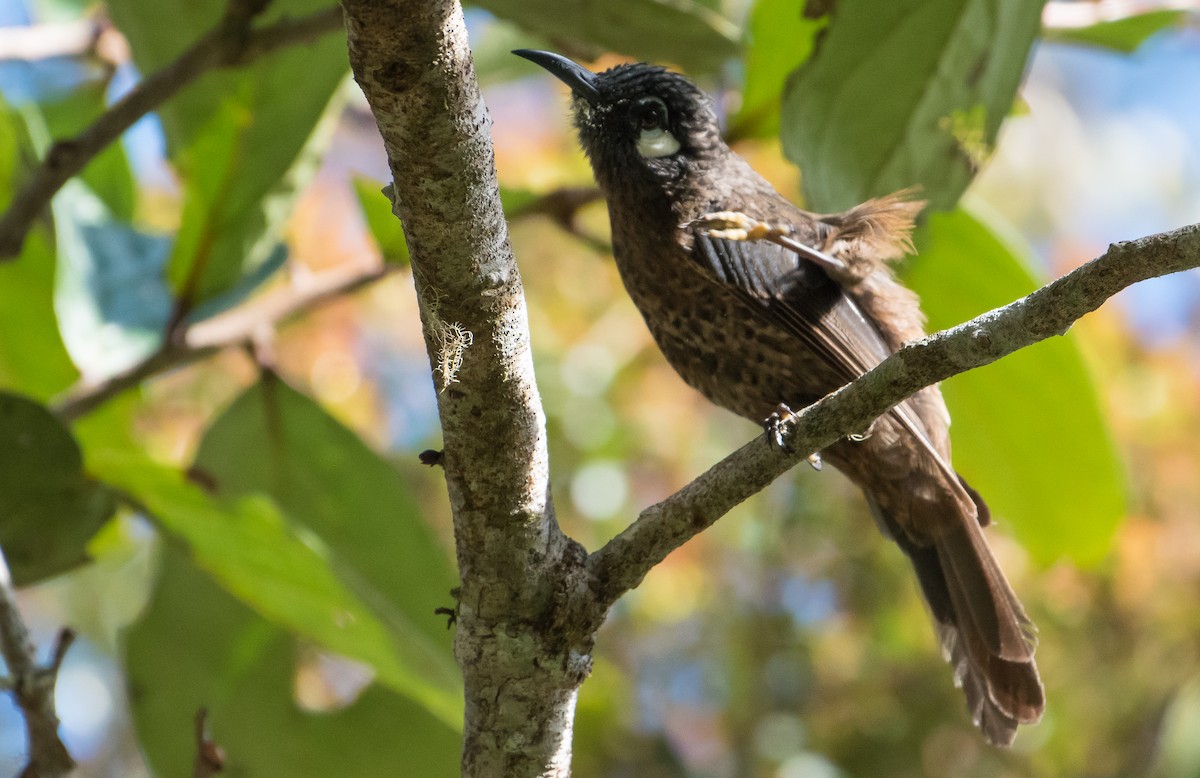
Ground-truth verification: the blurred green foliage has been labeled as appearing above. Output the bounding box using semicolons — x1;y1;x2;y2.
128;544;460;777
352;179;410;266
781;0;1043;212
0;392;113;584
472;0;740;75
0;0;1190;775
0;103;77;398
107;0;347;308
906;208;1125;566
94;448;462;729
732;0;824;139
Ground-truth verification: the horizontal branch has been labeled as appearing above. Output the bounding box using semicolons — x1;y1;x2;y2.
0;2;344;260
53;262;394;421
586;222;1200;608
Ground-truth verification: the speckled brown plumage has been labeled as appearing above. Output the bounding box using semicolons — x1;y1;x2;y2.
517;50;1044;745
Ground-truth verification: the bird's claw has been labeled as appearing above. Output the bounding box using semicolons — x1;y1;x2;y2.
764;403;798;452
435;587;462;629
690;211;849;275
846;418;878;443
691;211;791;243
765;405;822;468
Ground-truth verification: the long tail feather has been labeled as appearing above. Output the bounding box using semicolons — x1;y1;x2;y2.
872;488;1044;746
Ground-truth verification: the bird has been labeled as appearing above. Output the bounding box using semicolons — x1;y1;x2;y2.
513;50;1044;745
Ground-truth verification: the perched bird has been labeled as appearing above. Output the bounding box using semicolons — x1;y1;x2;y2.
513;50;1043;745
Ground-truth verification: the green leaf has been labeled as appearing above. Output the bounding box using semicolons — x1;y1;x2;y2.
0;103;77;399
52;182;173;377
107;0;347;307
28;0;92;21
499;186;545;217
1043;10;1185;54
483;0;740;75
470;16;555;86
71;388;141;456
0;99;27;213
352;178;410;266
1152;677;1200;778
732;0;825;138
93;450;463;727
184;242;289;322
905;207;1125;566
194;379;459;651
0;392;114;584
0;230;80;399
166;87;340;307
40;80;137;221
781;0;1044;211
127;544;460;777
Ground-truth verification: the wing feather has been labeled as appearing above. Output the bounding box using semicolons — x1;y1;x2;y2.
690;230;967;493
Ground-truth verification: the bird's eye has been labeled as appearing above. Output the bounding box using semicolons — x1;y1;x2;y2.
636;97;668;131
633;97;680;158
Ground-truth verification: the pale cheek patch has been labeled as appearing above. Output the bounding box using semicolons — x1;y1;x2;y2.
637;129;681;158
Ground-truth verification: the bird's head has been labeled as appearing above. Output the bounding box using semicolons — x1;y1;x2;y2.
514;50;724;194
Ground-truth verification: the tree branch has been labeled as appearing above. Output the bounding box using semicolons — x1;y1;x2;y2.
0;2;344;260
337;1;1199;772
53;262;394;422
0;546;76;778
508;186;607;252
586;223;1200;608
341;2;586;776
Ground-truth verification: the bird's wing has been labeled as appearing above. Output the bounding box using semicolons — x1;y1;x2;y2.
693;228;1039;732
692;230;889;388
690;230;964;489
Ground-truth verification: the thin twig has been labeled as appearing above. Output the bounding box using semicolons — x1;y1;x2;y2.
585;223;1200;609
53;262;395;421
0;546;76;778
193;708;225;778
0;3;344;260
508;185;610;253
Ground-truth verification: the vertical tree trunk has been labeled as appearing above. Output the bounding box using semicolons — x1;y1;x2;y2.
340;2;593;774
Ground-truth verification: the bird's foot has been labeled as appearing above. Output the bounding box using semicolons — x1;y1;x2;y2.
691;211;790;242
764;404;823;468
434;587;462;630
846;418;878;443
690;212;849;275
764;403;798;452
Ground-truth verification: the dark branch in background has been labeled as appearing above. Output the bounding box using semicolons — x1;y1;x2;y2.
507;186;606;252
0;547;76;778
53;263;394;421
584;222;1200;608
0;1;344;260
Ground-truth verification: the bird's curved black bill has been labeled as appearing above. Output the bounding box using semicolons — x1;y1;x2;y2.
512;49;599;101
